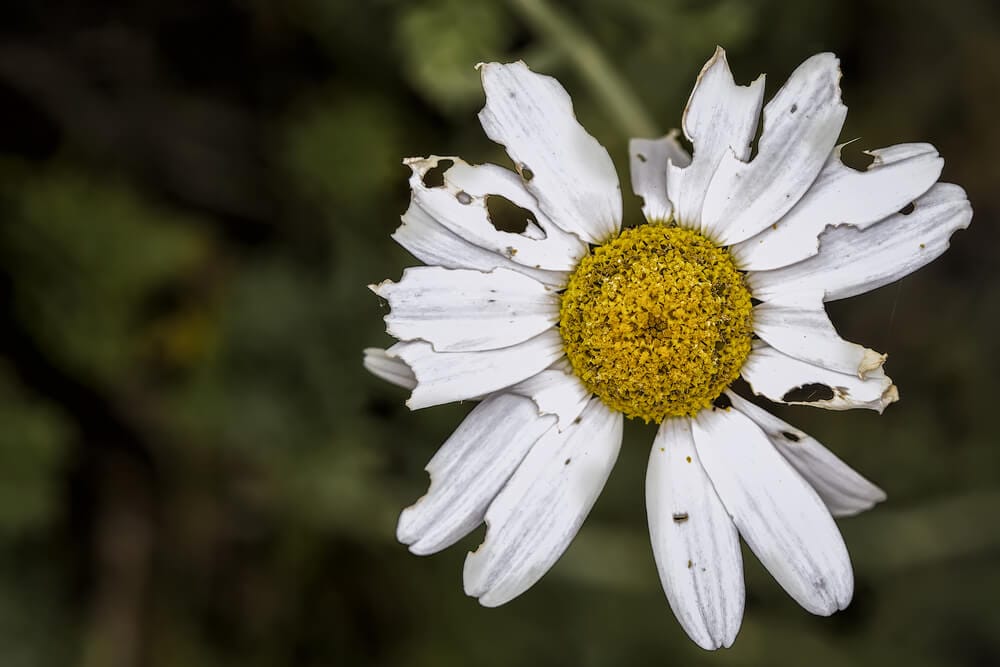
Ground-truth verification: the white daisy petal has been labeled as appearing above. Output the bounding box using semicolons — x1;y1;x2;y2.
404;156;587;271
646;418;744;650
464;398;623;607
372;266;559;352
726;392;886;518
750;182;972;302
362;347;417;390
668;47;765;232
705;53;848;245
478;61;622;244
393;192;567;288
693;406;853;615
506;367;591;431
731;142;943;270
629;133;690;223
741;342;898;412
389;329;565;410
752;292;886;377
397;393;556;555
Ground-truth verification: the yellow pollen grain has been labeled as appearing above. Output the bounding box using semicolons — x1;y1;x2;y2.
559;224;753;423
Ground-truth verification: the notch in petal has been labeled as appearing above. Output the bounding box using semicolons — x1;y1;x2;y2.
464;398;623;606
398;393;555;555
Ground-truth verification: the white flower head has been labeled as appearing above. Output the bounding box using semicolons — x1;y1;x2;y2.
364;48;972;650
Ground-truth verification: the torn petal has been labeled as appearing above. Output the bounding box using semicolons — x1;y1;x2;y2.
732;142;943;271
629;132;690;223
463;398;623;606
749;183;972;302
372;266;559;352
363;347;417;390
741;342;897;412
397;393;555;555
478;61;622;244
667;47;765;232
506;366;591;431
393;190;567;288
389;329;565;410
704;53;847;245
404;156;587;271
752;292;886;377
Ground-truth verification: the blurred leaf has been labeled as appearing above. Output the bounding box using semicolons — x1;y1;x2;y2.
0;365;71;536
0;163;208;386
396;0;514;113
283;93;404;209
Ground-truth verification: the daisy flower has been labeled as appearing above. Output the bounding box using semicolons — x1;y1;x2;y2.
364;48;972;649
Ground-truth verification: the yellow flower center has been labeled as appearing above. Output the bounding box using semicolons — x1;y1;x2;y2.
559;224;753;423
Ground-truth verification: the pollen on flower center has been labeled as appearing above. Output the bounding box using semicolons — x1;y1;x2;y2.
559;224;753;423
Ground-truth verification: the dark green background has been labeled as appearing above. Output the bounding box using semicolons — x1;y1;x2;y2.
0;1;997;665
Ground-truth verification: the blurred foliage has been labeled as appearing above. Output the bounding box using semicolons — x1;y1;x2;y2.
0;0;997;666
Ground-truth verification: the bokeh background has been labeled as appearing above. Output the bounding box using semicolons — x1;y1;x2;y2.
0;1;998;665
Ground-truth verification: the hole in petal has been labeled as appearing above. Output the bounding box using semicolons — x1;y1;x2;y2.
899;202;915;215
518;164;534;181
840;142;876;170
635;152;647;163
486;196;537;234
421;159;453;188
781;430;801;442
790;103;798;114
782;383;835;403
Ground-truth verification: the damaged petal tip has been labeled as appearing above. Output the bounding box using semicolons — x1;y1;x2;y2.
858;349;887;378
878;385;900;413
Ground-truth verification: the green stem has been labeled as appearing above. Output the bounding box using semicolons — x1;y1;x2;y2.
506;0;659;138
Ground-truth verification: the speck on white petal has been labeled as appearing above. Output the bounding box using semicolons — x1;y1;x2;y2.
362;347;416;390
463;398;623;607
404;156;586;271
646;418;744;650
692;407;854;616
372;266;559;352
393;190;567;288
750;182;973;302
388;329;565;410
506;367;591;431
725;392;886;518
629;133;690;223
752;292;886;377
731;142;943;271
704;53;847;246
397;393;556;555
478;61;622;245
741;342;898;412
667;47;765;233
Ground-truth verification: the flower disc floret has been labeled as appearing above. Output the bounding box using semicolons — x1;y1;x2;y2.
559;224;753;422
